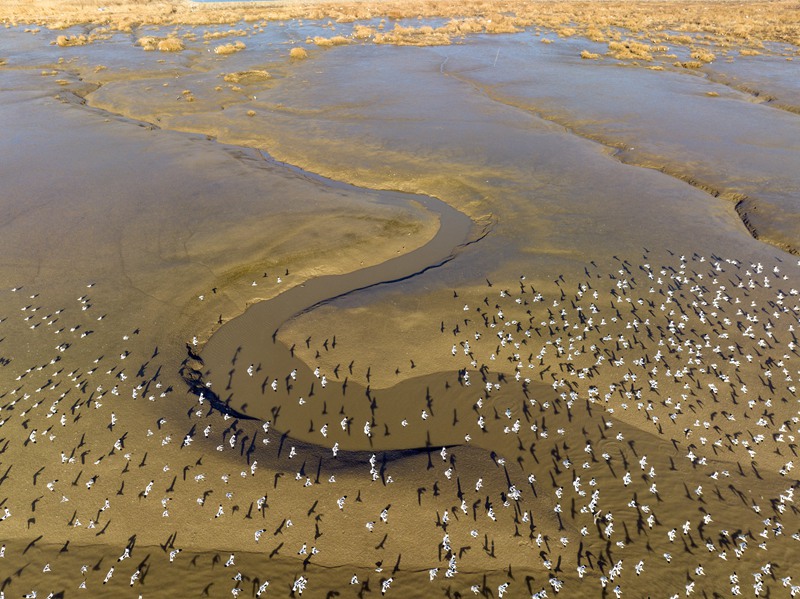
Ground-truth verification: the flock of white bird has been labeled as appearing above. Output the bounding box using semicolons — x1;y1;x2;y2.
0;249;798;598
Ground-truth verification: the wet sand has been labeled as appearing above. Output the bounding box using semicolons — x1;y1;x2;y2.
1;7;800;599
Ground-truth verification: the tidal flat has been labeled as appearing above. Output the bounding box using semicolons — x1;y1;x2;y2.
0;2;799;597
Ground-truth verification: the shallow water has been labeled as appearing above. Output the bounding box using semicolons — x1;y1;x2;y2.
1;19;800;599
196;156;479;442
76;25;800;258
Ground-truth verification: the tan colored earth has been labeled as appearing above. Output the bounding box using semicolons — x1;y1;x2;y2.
0;1;798;598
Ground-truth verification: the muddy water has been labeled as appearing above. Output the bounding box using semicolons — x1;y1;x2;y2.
435;34;800;253
196;160;480;447
67;21;799;415
0;52;442;370
2;21;800;599
77;28;800;256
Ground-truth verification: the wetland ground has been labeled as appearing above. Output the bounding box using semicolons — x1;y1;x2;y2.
0;1;799;597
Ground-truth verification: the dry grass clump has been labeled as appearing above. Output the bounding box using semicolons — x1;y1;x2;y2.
443;17;484;35
540;38;553;44
690;48;715;62
137;35;160;50
157;36;184;52
584;26;606;42
476;14;529;34
352;24;375;39
203;28;246;40
373;24;452;46
55;34;88;46
289;46;308;59
607;39;653;60
674;60;704;68
214;40;245;55
1;0;799;60
137;35;184;52
429;15;528;38
483;14;527;33
312;35;350;46
663;33;694;45
580;49;601;59
739;48;762;56
222;69;270;84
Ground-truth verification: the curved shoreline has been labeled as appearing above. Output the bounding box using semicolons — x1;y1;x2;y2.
191;159;487;448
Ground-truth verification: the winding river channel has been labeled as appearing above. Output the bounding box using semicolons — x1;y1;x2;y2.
192;154;490;451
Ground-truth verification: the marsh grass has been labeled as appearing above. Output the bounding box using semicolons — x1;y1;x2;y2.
214;40;245;54
674;59;704;68
312;34;350;46
690;48;716;62
55;33;88;46
222;69;270;84
157;36;184;51
580;49;601;59
352;24;374;39
1;0;797;58
137;34;184;51
289;46;308;59
203;28;246;40
584;26;606;42
607;39;653;60
373;23;452;46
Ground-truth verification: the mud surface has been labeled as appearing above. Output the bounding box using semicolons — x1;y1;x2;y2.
0;15;799;599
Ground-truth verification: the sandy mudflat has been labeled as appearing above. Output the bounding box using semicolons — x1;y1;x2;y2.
1;2;799;598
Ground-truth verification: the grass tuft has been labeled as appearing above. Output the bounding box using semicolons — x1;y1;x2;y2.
223;69;270;84
674;60;703;69
214;41;245;55
137;35;183;52
157;36;184;52
312;35;350;47
690;48;715;62
607;40;653;61
55;34;87;46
